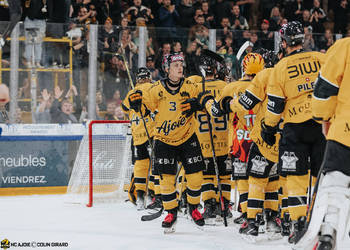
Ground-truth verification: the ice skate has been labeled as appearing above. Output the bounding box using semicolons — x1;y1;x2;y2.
202;199;216;225
162;212;177;234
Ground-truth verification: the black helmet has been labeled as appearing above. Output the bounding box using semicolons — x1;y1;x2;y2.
254;48;279;68
199;54;216;75
136;67;151;81
281;21;304;46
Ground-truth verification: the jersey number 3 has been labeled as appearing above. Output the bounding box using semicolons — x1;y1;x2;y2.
169;101;177;111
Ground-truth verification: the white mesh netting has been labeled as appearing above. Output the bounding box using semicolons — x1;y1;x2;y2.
66;121;133;205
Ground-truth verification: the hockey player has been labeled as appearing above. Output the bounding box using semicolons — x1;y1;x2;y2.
122;67;155;210
194;54;230;224
235;49;282;237
260;21;326;244
128;53;205;233
295;37;350;250
199;53;265;226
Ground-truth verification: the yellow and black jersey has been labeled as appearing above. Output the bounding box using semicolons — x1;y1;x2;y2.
312;38;350;148
142;77;200;146
238;68;280;163
265;50;325;128
216;79;256;161
195;79;228;158
186;75;203;84
122;82;155;146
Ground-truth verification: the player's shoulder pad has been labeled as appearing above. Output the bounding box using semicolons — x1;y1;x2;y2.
186;75;202;84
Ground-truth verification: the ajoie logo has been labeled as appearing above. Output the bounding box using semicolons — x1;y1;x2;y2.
281;151;298;171
0;155;46;168
251;156;268;174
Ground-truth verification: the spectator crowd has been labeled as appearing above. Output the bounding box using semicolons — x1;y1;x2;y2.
0;0;349;124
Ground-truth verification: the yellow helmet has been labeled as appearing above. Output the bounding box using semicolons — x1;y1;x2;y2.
242;53;265;75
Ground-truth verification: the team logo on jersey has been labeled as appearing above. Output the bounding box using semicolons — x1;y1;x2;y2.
156;116;187;136
269;163;278;177
250;155;268;175
225;158;232;171
233;158;246;176
281;151;298;171
158;91;163;98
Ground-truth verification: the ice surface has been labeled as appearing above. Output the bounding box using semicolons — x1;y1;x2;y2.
1;195;350;250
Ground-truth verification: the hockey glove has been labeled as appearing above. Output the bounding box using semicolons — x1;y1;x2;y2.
197;90;214;109
220;96;233;114
129;90;142;112
261;119;277;146
181;98;201;117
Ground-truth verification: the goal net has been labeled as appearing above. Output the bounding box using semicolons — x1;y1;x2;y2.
66;120;133;206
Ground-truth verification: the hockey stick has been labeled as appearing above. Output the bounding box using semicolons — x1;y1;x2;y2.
124;57;153;208
199;67;228;227
141;163;184;221
235;41;253;78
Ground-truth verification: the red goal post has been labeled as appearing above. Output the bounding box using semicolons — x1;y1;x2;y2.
67;120;133;207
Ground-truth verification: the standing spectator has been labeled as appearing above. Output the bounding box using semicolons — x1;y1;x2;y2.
125;0;153;26
34;89;53;123
268;6;282;31
235;0;255;23
212;0;231;27
230;5;249;31
47;0;70;36
103;101;117;120
100;17;119;53
117;29;138;73
259;0;277;20
99;0;121;25
188;15;209;49
50;85;82;124
333;0;348;35
172;41;183;53
177;0;195;28
201;0;215;28
108;89;123;107
0;0;9;21
146;55;161;81
23;0;47;68
286;0;304;22
114;106;126;120
103;55;129;100
309;0;326;34
317;28;334;52
158;0;179;43
185;39;201;75
177;0;195;47
303;26;316;51
258;19;274;50
249;31;261;50
155;42;171;73
216;17;232;41
301;9;311;28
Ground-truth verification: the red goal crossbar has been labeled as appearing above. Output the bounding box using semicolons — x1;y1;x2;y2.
87;120;130;207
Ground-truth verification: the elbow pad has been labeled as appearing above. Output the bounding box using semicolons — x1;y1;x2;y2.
239;90;261;110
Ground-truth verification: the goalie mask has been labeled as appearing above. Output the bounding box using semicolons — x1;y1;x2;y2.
242;53;265;76
281;21;305;47
136;67;151;82
199;54;216;75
